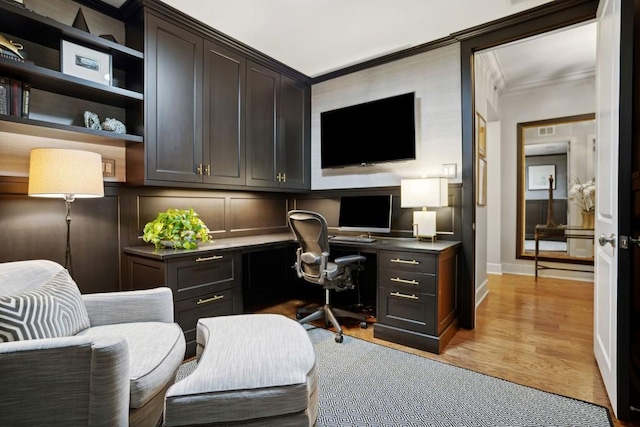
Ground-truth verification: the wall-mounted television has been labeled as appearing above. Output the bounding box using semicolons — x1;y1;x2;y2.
338;194;393;234
320;92;416;169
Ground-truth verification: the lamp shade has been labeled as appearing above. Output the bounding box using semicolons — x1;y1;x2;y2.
400;177;448;208
28;148;104;199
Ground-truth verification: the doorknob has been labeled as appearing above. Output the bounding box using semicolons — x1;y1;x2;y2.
598;233;616;248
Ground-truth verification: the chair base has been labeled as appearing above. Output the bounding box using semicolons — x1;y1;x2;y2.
297;304;367;343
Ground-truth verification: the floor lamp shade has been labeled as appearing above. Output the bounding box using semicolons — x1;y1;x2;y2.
28;148;104;199
400;177;448;240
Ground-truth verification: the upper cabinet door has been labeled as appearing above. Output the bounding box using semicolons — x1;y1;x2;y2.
145;14;203;183
203;41;246;186
279;75;310;190
246;60;280;188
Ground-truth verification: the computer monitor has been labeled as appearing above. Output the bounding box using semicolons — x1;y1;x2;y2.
338;195;393;234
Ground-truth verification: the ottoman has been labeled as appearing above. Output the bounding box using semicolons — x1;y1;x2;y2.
164;314;318;426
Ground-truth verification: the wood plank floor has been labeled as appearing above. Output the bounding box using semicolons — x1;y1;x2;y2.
251;273;639;427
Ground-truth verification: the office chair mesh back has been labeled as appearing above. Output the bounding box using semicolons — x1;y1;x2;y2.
287;210;332;282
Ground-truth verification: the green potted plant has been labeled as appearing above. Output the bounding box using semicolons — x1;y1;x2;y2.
142;207;211;249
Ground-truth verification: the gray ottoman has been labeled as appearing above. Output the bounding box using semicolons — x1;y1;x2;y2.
165;314;318;426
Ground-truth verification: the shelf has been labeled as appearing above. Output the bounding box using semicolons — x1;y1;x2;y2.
0;0;143;60
0;57;143;108
0;115;143;145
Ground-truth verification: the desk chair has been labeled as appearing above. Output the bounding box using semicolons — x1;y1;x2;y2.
287;210;367;343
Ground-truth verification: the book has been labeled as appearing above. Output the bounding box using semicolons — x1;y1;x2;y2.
10;78;21;117
0;76;9;115
21;82;30;118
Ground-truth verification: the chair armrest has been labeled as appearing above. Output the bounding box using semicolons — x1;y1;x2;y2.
0;335;129;426
83;287;175;326
334;255;367;266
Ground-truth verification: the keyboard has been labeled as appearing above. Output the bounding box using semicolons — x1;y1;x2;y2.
329;235;376;243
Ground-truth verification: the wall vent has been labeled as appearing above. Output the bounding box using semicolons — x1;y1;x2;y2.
538;126;555;136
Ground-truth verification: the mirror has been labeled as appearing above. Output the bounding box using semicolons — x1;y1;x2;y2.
516;114;596;264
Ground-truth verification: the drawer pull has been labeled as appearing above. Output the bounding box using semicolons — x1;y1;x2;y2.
195;255;223;262
390;258;420;265
390;291;418;300
390;277;419;285
197;295;224;305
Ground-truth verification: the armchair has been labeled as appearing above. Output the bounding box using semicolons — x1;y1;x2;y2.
287;210;367;343
0;259;186;427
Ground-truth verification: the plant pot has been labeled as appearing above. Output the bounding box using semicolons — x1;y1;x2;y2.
581;211;594;229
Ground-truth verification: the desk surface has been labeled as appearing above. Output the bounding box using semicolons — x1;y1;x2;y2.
123;233;460;260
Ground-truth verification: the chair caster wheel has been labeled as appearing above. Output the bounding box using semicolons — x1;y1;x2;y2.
335;334;344;343
360;321;367;329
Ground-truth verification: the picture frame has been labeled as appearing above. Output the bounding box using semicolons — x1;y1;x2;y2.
527;164;556;190
61;40;111;85
476;112;487;158
477;157;487;206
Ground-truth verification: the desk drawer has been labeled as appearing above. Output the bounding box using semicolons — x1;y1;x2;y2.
377;286;435;334
379;268;436;295
379;250;436;274
167;251;241;301
175;287;243;357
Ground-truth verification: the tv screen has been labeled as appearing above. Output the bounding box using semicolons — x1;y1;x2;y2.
338;195;393;233
320;92;416;169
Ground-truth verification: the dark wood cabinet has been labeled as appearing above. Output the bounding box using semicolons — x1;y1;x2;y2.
123;249;243;358
374;247;458;354
203;41;246;186
246;61;310;190
143;14;203;184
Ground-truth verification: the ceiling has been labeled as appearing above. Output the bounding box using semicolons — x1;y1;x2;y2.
151;0;557;77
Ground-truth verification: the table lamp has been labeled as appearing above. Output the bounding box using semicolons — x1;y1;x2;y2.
28;148;104;275
400;177;448;241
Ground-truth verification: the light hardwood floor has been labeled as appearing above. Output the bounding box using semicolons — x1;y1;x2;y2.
252;273;639;427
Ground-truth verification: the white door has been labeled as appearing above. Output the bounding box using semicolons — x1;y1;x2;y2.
594;0;620;415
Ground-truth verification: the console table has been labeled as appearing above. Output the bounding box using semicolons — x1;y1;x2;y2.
534;224;595;279
123;234;460;356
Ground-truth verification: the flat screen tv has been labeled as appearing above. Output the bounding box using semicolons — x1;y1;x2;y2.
338;194;393;234
320;92;416;169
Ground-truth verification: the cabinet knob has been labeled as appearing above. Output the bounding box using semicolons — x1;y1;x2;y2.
197;164;203;175
197;295;224;305
196;255;223;262
390;277;419;285
205;164;211;176
390;258;420;265
390;291;418;300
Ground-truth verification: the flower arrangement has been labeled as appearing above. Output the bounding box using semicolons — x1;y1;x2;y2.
142;207;211;250
568;178;596;213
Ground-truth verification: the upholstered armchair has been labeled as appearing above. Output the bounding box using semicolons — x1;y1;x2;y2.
0;259;186;427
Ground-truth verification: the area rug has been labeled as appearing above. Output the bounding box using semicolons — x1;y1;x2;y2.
176;326;612;427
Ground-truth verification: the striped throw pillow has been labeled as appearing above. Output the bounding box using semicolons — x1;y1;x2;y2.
0;269;91;342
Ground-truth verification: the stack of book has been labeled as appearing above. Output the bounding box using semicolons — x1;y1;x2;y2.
0;77;30;118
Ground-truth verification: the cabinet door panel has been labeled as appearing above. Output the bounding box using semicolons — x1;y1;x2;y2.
279;75;309;189
167;252;241;301
146;14;202;183
203;41;245;185
377;286;435;334
246;61;279;187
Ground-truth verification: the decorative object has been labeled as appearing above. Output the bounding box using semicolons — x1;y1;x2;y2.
528;164;556;190
28;148;104;275
581;211;595;229
72;8;90;33
61;40;111;85
83;110;102;130
569;178;596;214
401;177;449;241
142;207;211;250
176;327;612;427
477;158;487;206
100;34;118;43
476;112;486;158
546;174;556;227
101;117;126;134
0;33;24;60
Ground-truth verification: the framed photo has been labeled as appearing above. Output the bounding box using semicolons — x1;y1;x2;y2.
476;112;486;158
528;164;556;190
477;157;487;206
61;40;111;85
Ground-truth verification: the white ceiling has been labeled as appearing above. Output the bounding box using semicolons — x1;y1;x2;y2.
157;0;557;77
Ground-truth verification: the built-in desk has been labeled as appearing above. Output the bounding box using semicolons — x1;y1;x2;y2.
123;234;460;356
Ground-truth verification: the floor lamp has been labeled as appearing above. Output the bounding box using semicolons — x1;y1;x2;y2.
28;148;104;276
400;177;449;242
